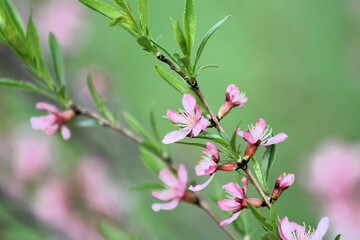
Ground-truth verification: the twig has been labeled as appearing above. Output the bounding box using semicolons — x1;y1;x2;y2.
243;166;271;208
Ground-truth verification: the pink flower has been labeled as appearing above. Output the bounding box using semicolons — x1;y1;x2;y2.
152;164;191;211
162;94;209;144
271;173;295;201
278;216;329;240
217;84;248;119
30;102;75;140
237;118;288;159
218;177;262;227
189;142;219;191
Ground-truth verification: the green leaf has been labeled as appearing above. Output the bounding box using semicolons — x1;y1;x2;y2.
99;219;129;240
230;121;242;154
3;0;25;36
139;146;166;176
80;0;124;20
194;15;230;70
247;201;273;232
269;204;278;225
184;0;196;55
129;183;163;191
26;15;52;85
0;78;53;98
176;141;207;149
196;64;219;73
252;156;266;191
124;112;152;141
261;232;280;240
262;144;277;190
197;131;230;148
150;109;161;141
171;19;188;56
49;33;65;86
334;234;341;240
154;65;189;94
87;74;116;123
137;0;148;30
136;36;155;53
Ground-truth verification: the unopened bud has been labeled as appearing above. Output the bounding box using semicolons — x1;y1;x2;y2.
271;173;295;201
217;162;238;172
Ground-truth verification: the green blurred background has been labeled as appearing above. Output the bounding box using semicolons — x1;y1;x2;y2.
0;0;359;239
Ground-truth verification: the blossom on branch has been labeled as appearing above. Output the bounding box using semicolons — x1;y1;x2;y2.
162;94;209;144
217;84;248;119
237;118;288;159
218;177;262;227
271;172;295;201
30;102;75;140
152;164;195;212
189;142;237;192
278;216;329;240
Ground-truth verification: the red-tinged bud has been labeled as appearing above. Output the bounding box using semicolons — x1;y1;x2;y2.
61;109;76;123
243;198;263;208
271;173;295;201
182;191;198;204
217;162;238;172
217;84;247;119
243;143;259;160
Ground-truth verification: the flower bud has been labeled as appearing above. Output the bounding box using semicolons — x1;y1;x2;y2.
271;173;295;201
216;162;238;172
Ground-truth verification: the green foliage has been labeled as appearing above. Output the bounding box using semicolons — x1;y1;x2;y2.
252;156;266;191
99;219;131;240
262;144;277;192
0;78;54;99
137;0;148;31
335;234;341;240
184;0;196;56
87;74;116;123
261;232;280;240
139;146;166;176
172;19;189;56
194;15;230;72
129;183;163;192
247;202;273;232
49;33;65;87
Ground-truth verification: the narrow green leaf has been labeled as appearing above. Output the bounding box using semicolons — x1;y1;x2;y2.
137;36;155;53
252;156;266;191
194;15;230;70
124;112;152;141
154;65;189;94
139;146;166;175
261;232;280;240
49;33;65;86
87;74;116;123
334;234;341;240
171;19;188;56
129;183;163;192
269;204;278;225
247;202;273;232
197;131;230;148
176;141;207;149
137;0;148;30
196;64;219;73
230;122;242;153
184;0;196;55
3;0;25;36
80;0;124;20
262;144;277;188
150;109;161;141
99;220;129;240
0;78;53;98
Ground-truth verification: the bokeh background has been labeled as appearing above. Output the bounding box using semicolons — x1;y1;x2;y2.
0;0;360;239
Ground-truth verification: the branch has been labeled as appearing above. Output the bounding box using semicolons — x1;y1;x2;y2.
243;166;271;208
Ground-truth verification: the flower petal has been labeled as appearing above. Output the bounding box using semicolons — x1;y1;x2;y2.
222;182;244;199
219;211;241;227
162;129;190;144
262;133;288;146
279;217;295;240
30;116;56;130
218;199;241;211
159;168;177;188
200;117;209;131
166;110;186;123
44;124;59;135
152;189;176;201
61;125;71;140
152;199;180;212
206;142;219;161
189;174;216;192
311;217;329;240
191;122;203;137
177;164;188;186
35;102;59;114
243;131;255;144
182;94;196;113
256;118;267;133
236;128;245;138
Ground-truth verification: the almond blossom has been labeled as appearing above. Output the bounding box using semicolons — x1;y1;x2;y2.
218;177;262;227
162;94;209;144
271;173;295;201
189;142;237;192
152;164;194;212
278;216;329;240
217;84;248;119
237;118;288;159
30;102;75;140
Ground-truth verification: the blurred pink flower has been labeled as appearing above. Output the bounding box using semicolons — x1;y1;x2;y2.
237;118;288;159
278;216;329;240
162;94;209;144
218;177;262;227
76;156;125;219
152;164;188;211
305;138;360;239
271;173;295;201
217;84;248;119
35;0;86;50
31;102;75;140
189;142;219;192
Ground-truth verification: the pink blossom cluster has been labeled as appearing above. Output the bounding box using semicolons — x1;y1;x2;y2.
305;138;360;239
